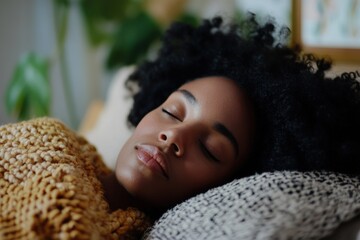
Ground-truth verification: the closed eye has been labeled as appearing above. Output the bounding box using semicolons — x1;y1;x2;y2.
198;140;220;163
162;108;182;122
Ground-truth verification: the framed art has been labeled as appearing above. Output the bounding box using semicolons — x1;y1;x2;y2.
235;0;293;28
292;0;360;63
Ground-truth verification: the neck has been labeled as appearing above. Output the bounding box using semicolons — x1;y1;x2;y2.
100;173;166;218
99;173;137;212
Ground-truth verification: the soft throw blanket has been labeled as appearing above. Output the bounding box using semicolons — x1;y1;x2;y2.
0;118;150;239
145;171;360;240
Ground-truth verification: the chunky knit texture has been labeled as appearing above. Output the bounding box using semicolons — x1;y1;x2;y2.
0;118;151;239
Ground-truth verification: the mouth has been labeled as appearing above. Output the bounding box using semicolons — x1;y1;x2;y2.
135;144;169;179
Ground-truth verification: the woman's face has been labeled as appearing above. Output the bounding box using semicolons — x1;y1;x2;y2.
116;76;255;209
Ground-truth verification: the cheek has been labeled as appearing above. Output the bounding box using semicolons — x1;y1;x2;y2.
115;137;138;180
115;116;159;175
176;156;234;193
114;113;165;194
133;112;162;137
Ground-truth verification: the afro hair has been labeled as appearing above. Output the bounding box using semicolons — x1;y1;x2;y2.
125;15;360;177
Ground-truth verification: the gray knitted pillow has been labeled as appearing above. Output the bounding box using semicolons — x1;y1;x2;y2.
144;171;360;240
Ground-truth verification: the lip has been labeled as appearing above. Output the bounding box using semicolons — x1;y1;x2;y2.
135;144;169;179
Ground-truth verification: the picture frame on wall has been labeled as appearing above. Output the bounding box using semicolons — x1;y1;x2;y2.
293;0;360;63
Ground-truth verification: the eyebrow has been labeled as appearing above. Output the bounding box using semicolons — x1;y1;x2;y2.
177;89;239;158
177;89;197;105
213;122;239;158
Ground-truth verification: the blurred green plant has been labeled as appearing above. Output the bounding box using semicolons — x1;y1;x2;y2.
53;0;78;127
5;0;73;125
5;53;50;120
4;0;198;127
79;0;144;46
79;0;198;69
106;11;162;69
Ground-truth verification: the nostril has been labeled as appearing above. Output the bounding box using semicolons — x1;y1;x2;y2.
160;133;167;141
172;143;179;153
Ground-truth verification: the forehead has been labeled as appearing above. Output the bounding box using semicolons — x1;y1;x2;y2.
177;76;255;159
179;76;247;110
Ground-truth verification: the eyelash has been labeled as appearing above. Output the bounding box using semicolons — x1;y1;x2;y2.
162;108;220;163
199;141;220;163
162;108;182;122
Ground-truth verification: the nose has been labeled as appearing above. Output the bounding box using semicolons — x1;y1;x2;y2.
158;125;193;157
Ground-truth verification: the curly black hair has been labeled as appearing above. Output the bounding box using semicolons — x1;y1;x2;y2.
125;15;360;177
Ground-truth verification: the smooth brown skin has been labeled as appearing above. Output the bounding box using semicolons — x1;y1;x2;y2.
101;76;255;213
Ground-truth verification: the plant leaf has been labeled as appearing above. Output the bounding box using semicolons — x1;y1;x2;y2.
54;0;70;49
106;11;162;69
79;0;143;46
5;52;51;120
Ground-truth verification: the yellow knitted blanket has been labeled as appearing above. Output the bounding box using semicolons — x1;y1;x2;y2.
0;118;151;239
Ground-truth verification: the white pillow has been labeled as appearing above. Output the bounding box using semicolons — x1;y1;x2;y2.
84;66;135;169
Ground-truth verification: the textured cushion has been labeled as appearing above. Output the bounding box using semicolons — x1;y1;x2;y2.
144;171;360;240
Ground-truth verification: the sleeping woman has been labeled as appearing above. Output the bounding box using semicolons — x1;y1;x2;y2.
1;15;360;239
